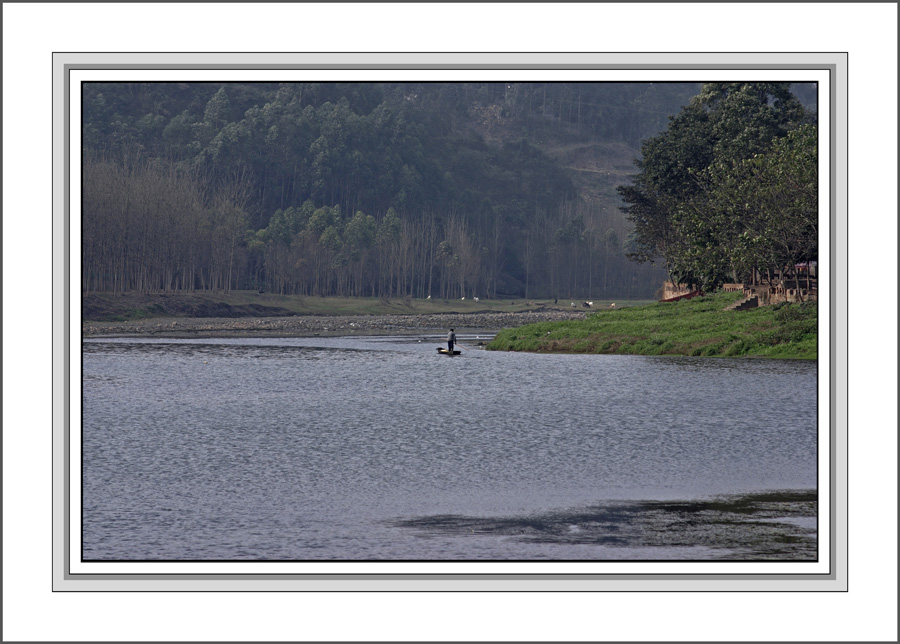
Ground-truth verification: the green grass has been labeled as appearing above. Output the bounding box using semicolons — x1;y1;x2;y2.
487;290;817;359
82;290;656;322
192;293;655;317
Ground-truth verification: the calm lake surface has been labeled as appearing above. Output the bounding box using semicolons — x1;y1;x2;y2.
82;334;818;561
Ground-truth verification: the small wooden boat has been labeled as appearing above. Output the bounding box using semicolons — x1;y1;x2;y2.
437;347;461;356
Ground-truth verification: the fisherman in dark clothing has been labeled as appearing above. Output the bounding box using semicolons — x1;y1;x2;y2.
447;328;456;352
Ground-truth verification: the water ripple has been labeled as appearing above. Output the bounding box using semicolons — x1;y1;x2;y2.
82;336;818;560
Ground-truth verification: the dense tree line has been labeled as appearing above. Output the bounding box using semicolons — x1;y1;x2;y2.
617;82;818;292
82;149;253;293
81;81;814;299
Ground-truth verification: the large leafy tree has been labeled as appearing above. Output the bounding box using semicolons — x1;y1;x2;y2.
618;82;813;290
673;125;818;291
712;123;817;286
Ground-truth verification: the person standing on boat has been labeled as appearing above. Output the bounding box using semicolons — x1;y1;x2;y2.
447;328;456;353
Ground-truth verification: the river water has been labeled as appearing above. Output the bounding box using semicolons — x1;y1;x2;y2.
81;333;818;561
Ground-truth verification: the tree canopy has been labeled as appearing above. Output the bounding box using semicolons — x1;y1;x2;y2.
617;82;817;291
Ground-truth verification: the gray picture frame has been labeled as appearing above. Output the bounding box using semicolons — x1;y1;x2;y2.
53;52;848;592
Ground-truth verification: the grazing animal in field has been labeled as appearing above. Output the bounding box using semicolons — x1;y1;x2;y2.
583;301;592;308
474;297;479;302
610;302;616;308
426;295;431;299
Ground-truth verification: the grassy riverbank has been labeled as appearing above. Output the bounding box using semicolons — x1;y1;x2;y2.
487;290;817;359
82;291;654;322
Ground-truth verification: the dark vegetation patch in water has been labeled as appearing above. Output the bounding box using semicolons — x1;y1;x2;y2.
83;340;373;360
389;490;817;560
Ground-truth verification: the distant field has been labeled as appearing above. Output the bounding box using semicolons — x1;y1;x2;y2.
488;290;817;359
81;291;655;322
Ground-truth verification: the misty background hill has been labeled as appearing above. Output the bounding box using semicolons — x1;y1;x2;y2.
82;81;816;299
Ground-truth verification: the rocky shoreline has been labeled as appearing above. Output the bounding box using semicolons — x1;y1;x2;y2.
83;309;588;338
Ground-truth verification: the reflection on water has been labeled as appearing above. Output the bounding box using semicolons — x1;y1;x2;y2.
82;335;818;561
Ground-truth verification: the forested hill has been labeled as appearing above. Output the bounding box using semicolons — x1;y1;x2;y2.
81;81;815;300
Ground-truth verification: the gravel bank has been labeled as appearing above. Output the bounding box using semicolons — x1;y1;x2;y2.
83;310;588;338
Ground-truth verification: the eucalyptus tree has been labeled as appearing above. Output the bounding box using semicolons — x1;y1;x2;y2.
376;208;402;296
302;204;343;295
551;212;586;299
344;210;377;296
215;166;255;293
